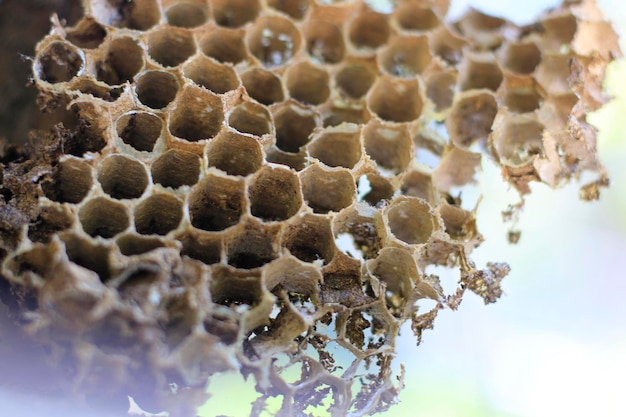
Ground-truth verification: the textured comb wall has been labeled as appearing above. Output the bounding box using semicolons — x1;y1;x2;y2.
0;0;618;415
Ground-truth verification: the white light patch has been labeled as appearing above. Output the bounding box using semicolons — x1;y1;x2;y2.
357;175;372;202
335;233;365;260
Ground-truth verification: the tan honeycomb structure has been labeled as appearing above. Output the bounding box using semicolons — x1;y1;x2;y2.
0;0;619;415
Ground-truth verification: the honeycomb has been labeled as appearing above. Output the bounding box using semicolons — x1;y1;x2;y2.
0;0;619;415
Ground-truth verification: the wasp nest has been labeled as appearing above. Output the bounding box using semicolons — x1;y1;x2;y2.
0;0;619;415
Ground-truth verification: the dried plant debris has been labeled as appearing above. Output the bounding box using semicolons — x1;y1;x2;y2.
0;0;619;415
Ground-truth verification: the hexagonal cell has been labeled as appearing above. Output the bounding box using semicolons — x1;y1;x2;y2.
66;17;107;49
73;79;123;101
501;41;541;75
446;91;497;149
42;158;93;204
307;124;362;169
502;76;543;114
363;119;412;174
96;37;144;85
97;155;149;200
35;41;84;83
165;0;209;28
285;61;330;105
116;111;162;152
438;204;475;241
348;8;390;50
459;53;503;92
188;173;245;231
333;204;386;259
87;0;160;30
135;70;179;109
386;197;435;245
179;230;222;264
241;68;285;105
272;100;320;153
429;26;467;66
116;234;166;256
368;247;418;312
426;69;457;112
535;54;571;95
304;19;345;64
229;102;272;137
541;14;577;52
248;165;302;222
379;35;431;77
247;15;302;68
322;105;370;127
199;27;248;64
210;267;266;309
300;164;355;214
456;8;506;49
147;26;196;68
394;1;440;31
151;149;201;188
368;76;423;123
227;221;278;269
267;0;309;19
62;232;112;280
211;0;260;28
168;85;224;141
79;197;130;238
134;193;183;235
401;170;434;203
27;205;74;244
491;115;545;166
283;214;336;264
360;172;394;205
207;130;263;176
182;55;239;94
61;105;107;156
335;61;377;99
265;148;307;171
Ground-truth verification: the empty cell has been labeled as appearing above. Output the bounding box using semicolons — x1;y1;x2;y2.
333;206;385;259
210;267;265;308
394;1;440;31
379;35;432;77
27;205;74;244
368;76;423;123
304;19;345;64
182;55;239;94
88;0;160;30
165;0;209;28
211;0;260;27
151;149;201;188
62;232;112;280
134;193;183;235
96;37;144;85
446;91;497;149
229;102;272;137
136;70;179;109
541;14;577;52
168;86;224;141
116;111;162;152
426;69;457;112
66;17;107;49
502;76;543;114
179;230;222;264
148;27;196;67
363;120;411;174
188;174;245;231
116;234;165;256
501;41;541;75
387;197;434;245
265;148;307;171
241;68;285;105
42;158;93;204
361;173;393;205
79;197;130;238
300;164;355;214
36;41;84;83
267;0;308;19
535;55;571;95
430;27;467;65
74;79;123;101
307;124;362;169
272;100;319;152
349;9;390;49
492;116;545;166
97;155;149;199
62;106;107;156
283;214;335;264
323;105;370;127
335;62;377;99
438;204;473;240
459;54;503;91
207;130;263;176
227;222;278;269
401;170;434;203
370;247;417;301
286;61;330;105
200;27;248;64
249;166;302;221
247;16;301;68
